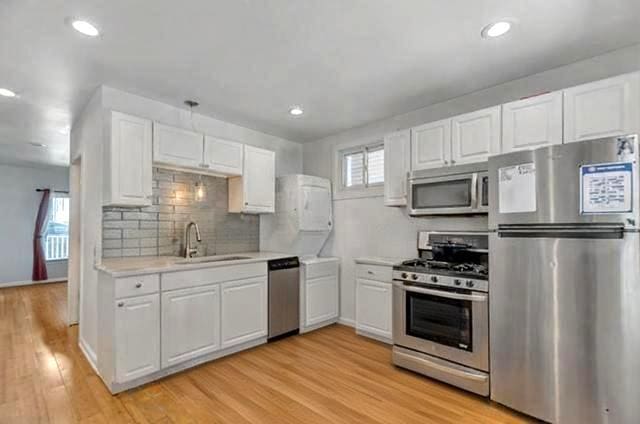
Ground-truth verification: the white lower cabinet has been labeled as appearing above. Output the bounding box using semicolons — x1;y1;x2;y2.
161;285;220;368
114;293;161;383
220;277;268;349
355;278;392;342
305;274;339;327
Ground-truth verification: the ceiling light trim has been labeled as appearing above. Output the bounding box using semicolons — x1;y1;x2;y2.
481;19;515;39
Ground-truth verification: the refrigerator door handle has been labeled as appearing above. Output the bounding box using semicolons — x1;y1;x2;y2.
497;225;625;239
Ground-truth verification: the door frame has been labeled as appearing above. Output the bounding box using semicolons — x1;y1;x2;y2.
67;155;82;325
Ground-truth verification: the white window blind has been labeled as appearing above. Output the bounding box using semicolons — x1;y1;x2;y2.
341;142;384;189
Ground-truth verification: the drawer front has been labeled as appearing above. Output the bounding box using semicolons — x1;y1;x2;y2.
305;261;339;280
355;264;392;282
115;274;160;299
162;262;267;292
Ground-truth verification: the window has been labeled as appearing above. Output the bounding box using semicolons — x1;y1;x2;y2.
341;143;384;189
45;196;70;261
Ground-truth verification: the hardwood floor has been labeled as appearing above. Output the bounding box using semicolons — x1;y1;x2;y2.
0;282;532;423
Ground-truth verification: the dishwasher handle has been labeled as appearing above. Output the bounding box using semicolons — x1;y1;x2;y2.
268;257;300;271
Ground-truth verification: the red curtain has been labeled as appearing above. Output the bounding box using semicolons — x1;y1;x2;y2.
32;189;50;281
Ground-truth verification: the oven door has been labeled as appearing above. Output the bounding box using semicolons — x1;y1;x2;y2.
392;281;488;371
408;173;478;216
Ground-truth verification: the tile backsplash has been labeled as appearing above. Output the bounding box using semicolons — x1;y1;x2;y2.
102;168;259;258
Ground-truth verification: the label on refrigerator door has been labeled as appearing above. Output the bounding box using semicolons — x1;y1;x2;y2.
499;163;536;214
580;162;633;214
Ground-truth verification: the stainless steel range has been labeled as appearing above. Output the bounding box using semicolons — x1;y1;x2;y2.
392;231;489;396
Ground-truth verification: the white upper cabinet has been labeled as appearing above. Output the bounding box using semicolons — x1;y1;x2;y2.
451;106;501;164
411;119;451;170
153;123;204;168
114;293;160;383
220;277;268;349
502;92;563;153
384;129;410;206
104;112;153;207
564;72;640;143
203;136;243;176
161;285;220;368
228;145;275;214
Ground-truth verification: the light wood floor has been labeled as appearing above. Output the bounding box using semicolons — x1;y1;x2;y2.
0;282;532;423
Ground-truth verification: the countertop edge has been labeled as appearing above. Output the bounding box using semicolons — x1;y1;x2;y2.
354;257;402;267
95;252;296;278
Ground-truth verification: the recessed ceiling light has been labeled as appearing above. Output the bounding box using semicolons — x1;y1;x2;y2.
289;106;304;116
70;19;100;37
481;21;512;38
0;88;17;97
29;142;47;148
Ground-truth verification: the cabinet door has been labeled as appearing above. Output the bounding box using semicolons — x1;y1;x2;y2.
203;136;243;176
108;112;153;206
502;92;563;153
153;123;204;168
356;278;392;340
161;285;220;368
451;106;501;164
243;146;275;213
114;294;160;383
411;119;451;170
564;72;640;143
220;277;267;349
384;129;410;206
305;275;339;327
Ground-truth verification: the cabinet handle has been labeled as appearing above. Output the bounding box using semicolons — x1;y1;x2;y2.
117;302;125;307
245;202;248;205
451;160;456;164
367;270;374;275
135;282;142;288
199;163;210;169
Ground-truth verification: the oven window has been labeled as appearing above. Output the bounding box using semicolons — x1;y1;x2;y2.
412;178;472;209
406;291;472;351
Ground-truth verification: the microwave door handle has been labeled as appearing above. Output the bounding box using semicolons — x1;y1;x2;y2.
471;173;478;209
393;281;487;302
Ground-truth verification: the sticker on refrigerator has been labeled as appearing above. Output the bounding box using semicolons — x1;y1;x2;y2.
499;163;536;214
580;162;633;214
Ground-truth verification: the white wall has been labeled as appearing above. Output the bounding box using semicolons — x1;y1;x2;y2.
303;44;640;323
72;86;303;365
0;164;69;285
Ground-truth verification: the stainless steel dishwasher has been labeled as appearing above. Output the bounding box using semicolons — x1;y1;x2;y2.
268;257;300;340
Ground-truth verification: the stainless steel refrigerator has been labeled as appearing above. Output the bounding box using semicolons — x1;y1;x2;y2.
488;134;640;424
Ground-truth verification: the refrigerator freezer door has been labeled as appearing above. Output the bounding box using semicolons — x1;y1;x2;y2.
490;231;640;424
488;135;639;229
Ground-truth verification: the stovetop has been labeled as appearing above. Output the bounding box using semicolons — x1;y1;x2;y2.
394;258;488;280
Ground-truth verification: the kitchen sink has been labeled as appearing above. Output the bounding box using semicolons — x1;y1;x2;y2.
176;255;252;265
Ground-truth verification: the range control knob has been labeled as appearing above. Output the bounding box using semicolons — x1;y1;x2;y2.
411;274;419;280
430;276;438;283
401;272;408;279
454;279;462;286
466;280;475;288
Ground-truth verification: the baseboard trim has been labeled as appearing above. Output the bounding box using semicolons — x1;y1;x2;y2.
0;277;67;289
79;337;98;374
338;317;355;327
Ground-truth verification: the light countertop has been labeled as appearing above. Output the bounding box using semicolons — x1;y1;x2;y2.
354;256;403;267
96;251;296;278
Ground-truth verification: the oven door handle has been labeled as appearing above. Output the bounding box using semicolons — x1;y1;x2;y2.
393;281;488;302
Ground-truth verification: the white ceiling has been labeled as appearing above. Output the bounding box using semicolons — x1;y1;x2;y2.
1;0;639;167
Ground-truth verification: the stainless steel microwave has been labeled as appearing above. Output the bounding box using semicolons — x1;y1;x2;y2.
408;163;489;216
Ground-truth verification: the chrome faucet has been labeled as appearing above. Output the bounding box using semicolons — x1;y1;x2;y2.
184;222;202;258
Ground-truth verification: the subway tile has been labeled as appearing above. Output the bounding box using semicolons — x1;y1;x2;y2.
103;249;122;258
140;221;159;229
103;220;139;229
102;239;122;249
122;248;141;257
122;239;141;248
103;211;122;221
123;229;157;239
140;247;159;256
103;229;122;239
123;212;157;221
140;238;158;248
